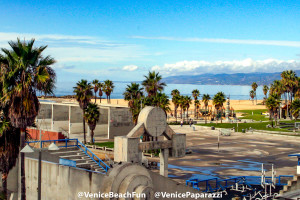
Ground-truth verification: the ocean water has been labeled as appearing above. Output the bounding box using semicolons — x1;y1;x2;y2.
53;81;265;100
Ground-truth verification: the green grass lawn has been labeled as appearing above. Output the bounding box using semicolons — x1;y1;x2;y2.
197;121;298;133
94;142;114;148
236;109;268;121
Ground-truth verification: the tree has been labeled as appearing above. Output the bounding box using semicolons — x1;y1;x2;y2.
212;92;226;123
152;93;171;116
194;100;201;119
202;94;211;124
251;82;258;104
98;82;104;103
0;38;56;199
281;70;298;119
84;103;100;144
123;83;144;124
73;79;93;144
291;99;300;120
103;80;114;103
178;95;184;120
183;96;192;119
142;71;166;97
92;79;99;103
192;89;200;119
249;90;255;105
0;123;20;199
171;89;180;122
265;94;281;127
263;85;269;99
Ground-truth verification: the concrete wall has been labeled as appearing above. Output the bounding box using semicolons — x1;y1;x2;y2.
149;171;211;200
108;107;134;139
25;158;105;200
35;103;134;140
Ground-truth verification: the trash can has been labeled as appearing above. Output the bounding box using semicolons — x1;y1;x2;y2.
211;126;215;130
242;129;245;133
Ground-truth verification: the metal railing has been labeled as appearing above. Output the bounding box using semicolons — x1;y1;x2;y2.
26;138;110;172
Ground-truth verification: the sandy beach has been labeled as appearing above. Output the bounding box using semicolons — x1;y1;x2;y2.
41;97;267;111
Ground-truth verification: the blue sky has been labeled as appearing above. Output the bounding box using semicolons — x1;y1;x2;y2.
1;0;300;83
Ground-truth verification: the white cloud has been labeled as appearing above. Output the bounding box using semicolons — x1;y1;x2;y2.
122;65;138;71
0;32;145;64
132;36;300;47
151;58;300;75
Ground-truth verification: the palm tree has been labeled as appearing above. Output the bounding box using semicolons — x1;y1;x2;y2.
142;71;166;97
281;70;298;119
153;92;171;116
123;83;144;124
183;96;192;119
249;90;255;105
213;92;226;123
73;79;93;144
263;85;269;99
265;94;281;127
192;89;200;118
178;95;184;120
202;94;211;124
103;80;114;103
92;79;99;103
194;100;201;119
291;99;300;120
251;82;258;104
84;103;100;144
98;82;104;103
0;123;20;199
171;89;180;122
0;38;56;199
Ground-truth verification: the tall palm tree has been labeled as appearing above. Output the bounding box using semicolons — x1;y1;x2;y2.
192;89;200;118
171;89;180;122
202;94;211;124
98;82;104;103
0;38;56;199
178;95;184;120
265;94;281;127
291;99;300;120
251;82;258;104
213;92;226;123
84;103;100;144
194;100;201;119
184;96;192;119
92;79;99;103
142;71;166;97
73;79;93;144
123;83;144;124
103;80;114;103
263;85;269;99
249;90;255;105
281;70;298;119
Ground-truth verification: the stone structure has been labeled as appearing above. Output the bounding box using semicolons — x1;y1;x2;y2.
114;106;186;177
36;102;134;139
225;97;230;122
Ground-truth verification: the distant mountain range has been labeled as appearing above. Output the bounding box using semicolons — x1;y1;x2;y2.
163;70;300;85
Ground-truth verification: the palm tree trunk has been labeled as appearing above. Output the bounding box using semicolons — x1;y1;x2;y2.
194;104;196;119
181;108;183;119
220;109;223;123
82;111;86;144
175;106;177;122
94;92;97;103
2;172;8;199
19;129;26;200
205;106;207;124
100;96;102;103
90;129;94;144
